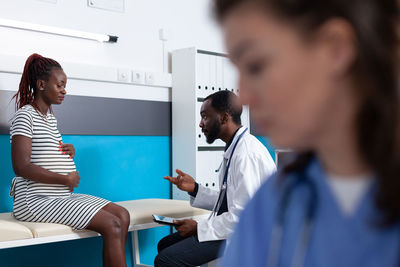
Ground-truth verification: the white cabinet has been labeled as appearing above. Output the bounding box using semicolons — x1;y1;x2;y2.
171;47;250;200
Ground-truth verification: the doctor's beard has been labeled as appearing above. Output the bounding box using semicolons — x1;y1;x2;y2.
206;121;221;144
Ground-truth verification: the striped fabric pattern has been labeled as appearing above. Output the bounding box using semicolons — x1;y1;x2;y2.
10;105;110;230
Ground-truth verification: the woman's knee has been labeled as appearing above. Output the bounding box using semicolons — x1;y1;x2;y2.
118;206;130;227
105;203;130;229
101;215;123;237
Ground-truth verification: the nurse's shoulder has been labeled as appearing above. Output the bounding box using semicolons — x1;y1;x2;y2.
221;171;282;267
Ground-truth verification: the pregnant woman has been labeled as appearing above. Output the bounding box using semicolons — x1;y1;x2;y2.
9;53;130;267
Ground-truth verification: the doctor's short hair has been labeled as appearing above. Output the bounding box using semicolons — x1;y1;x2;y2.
204;91;242;125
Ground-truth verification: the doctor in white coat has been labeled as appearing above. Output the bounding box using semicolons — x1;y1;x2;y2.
154;91;276;267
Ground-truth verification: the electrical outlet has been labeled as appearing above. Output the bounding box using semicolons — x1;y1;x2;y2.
132;70;145;84
117;68;129;82
145;72;155;85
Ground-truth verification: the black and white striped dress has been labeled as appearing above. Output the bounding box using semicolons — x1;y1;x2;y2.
9;104;110;230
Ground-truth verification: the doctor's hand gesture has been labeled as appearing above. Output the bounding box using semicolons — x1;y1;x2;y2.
164;169;196;193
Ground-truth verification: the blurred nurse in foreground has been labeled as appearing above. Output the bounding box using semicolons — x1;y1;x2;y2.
214;0;400;266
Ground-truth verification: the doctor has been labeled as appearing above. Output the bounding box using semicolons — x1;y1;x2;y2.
154;90;276;267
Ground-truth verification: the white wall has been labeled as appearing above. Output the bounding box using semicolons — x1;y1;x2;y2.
0;0;225;74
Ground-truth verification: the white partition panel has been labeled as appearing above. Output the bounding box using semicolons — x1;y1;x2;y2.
172;48;249;200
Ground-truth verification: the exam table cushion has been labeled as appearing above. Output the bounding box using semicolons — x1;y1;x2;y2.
117;198;210;225
0;213;33;241
0;199;210;239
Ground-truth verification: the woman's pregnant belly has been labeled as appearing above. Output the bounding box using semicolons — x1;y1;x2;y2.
27;137;77;196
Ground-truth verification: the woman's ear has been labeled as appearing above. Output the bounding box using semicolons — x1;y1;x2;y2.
315;18;357;77
36;79;46;91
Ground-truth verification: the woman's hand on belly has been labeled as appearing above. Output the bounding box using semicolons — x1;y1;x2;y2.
59;141;75;159
66;171;80;191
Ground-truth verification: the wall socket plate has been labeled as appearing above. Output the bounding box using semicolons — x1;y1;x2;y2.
117;68;130;82
132;70;145;84
145;72;155;85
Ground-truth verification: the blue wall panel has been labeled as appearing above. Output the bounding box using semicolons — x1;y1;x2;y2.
0;135;171;266
0;135;13;213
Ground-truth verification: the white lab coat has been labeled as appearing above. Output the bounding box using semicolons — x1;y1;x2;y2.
190;127;276;242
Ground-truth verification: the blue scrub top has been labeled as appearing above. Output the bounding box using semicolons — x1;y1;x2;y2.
219;158;400;267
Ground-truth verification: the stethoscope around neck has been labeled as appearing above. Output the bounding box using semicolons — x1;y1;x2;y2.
266;169;318;267
211;128;248;217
